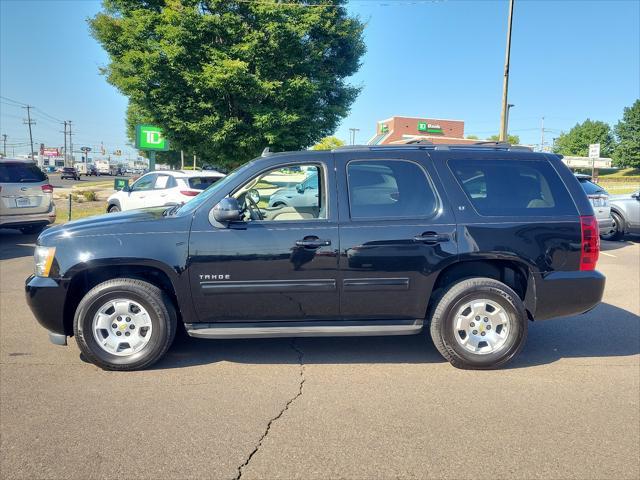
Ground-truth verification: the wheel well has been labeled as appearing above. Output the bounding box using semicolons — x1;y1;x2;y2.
63;265;179;336
431;260;529;304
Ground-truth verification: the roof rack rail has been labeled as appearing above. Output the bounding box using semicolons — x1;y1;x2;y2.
261;147;272;157
404;139;434;145
473;141;512;147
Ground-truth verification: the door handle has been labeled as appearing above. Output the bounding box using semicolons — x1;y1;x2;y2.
413;232;450;244
295;238;332;249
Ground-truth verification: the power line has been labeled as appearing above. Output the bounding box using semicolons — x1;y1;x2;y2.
22;105;35;159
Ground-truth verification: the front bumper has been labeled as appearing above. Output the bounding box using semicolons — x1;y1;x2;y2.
25;275;70;341
532;270;606;320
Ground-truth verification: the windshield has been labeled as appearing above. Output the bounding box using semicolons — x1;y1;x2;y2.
175;160;255;216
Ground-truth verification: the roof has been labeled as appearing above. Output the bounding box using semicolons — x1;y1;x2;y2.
0;157;37;164
155;169;225;177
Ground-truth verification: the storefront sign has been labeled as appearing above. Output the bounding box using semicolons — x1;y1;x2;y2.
418;121;443;134
135;124;169;151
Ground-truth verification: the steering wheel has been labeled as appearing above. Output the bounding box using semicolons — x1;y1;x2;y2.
245;193;264;220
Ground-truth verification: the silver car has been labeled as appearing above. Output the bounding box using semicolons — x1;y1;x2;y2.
575;174;613;236
268;170;320;208
0;159;56;234
602;190;640;240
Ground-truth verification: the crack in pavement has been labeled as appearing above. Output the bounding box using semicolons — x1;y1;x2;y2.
234;338;305;480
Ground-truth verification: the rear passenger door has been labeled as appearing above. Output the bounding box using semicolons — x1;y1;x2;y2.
335;150;458;321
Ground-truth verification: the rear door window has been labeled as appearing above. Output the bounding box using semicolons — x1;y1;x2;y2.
347;160;438;219
449;159;576;216
0;163;46;183
578;179;607;195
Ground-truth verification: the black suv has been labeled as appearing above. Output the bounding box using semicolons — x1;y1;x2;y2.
26;144;605;370
60;167;80;180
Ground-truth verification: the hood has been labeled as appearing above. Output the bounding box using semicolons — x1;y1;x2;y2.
38;207;191;245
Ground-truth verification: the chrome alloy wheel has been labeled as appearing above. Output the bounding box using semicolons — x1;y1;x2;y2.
452;299;512;355
92;299;153;356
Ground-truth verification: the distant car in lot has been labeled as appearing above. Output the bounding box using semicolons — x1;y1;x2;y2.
106;169;225;212
60;167;80;181
268;170;320;208
86;165;99;176
575;174;613;236
602;190;640;240
0;158;55;234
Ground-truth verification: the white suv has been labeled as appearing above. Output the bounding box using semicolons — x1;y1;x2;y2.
107;170;225;212
0;158;56;234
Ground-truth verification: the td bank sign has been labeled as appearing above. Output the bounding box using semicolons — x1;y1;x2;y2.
135;124;170;151
417;121;443;134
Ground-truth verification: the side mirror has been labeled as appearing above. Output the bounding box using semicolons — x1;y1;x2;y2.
213;197;242;223
296;183;305;194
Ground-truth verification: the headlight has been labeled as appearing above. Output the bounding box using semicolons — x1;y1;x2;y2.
34;246;56;277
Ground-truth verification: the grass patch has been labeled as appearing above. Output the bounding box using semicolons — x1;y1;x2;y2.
55;199;107;224
598;182;639;194
597;168;640;178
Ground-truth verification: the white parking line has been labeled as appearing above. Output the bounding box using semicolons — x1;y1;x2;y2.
601;252;616;258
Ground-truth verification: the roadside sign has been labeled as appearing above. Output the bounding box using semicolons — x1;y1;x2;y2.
114;178;129;190
135;124;169;151
589;143;600;159
80;146;91;152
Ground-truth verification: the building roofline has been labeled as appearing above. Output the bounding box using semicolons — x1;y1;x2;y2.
380;115;466;123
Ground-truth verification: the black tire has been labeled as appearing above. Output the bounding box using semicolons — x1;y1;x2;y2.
429;277;527;369
601;211;624;241
108;204;120;213
20;224;46;235
73;278;177;371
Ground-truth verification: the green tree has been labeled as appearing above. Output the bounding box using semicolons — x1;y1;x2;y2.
488;134;520;144
613;99;640;168
90;0;365;168
311;136;345;150
553;119;615;157
465;134;479;140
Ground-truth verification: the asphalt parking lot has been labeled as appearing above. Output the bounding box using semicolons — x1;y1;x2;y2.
1;231;638;480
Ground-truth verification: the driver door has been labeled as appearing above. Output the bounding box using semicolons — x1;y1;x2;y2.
188;158;339;323
124;173;157;210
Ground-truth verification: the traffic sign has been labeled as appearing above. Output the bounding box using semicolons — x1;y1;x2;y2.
588;143;600;159
135;124;169;151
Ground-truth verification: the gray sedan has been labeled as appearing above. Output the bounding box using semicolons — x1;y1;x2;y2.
602;190;640;240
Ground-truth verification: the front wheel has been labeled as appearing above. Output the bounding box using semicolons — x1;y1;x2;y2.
429;277;527;369
108;204;120;213
601;212;624;241
74;278;177;371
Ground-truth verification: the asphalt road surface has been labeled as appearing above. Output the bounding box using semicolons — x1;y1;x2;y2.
47;173;132;189
1;231;638;480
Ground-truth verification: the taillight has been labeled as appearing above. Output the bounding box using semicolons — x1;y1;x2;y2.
180;190;200;197
41;184;54;193
579;215;599;271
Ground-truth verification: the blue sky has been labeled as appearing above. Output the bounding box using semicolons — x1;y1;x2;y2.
1;0;638;156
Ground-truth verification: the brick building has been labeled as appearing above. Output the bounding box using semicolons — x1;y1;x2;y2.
368;116;478;145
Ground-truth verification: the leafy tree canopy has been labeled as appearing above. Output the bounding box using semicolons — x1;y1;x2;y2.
488;134;520;144
90;0;365;168
613;99;640;168
553;119;615;158
311;135;345;150
465;134;479;140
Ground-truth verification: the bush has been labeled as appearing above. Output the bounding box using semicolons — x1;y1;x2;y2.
82;190;98;201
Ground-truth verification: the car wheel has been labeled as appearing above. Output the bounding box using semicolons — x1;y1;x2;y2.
20;224;45;235
600;211;624;241
73;278;177;371
272;202;286;207
108;204;120;213
429;277;527;369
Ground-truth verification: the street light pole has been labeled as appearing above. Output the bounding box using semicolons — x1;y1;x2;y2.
506;104;515;142
499;0;515;142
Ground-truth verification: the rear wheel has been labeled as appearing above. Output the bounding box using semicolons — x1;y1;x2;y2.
429;277;527;369
601;211;624;241
73;278;177;371
108;204;120;213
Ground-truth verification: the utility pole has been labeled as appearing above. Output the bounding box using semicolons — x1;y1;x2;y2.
181;150;184;169
2;134;6;157
506;104;515;142
67;121;73;165
349;128;360;145
499;0;515;142
61;121;68;165
540;116;545;152
193;154;196;170
22;105;36;159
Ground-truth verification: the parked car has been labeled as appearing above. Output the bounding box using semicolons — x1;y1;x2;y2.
60;167;80;181
0;158;55;234
575;173;613;236
26;144;605;371
86;165;99;176
601;190;640;240
106;169;225;212
267;170;320;208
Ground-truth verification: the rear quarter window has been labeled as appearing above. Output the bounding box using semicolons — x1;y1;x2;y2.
0;163;46;183
188;176;222;190
449;159;576;216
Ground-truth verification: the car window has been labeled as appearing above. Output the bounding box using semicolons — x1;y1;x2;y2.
154;175;170;189
449;159;576;216
233;164;326;222
0;163;47;183
132;174;156;191
347;160;438;219
578;179;607;195
188;176;222;190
